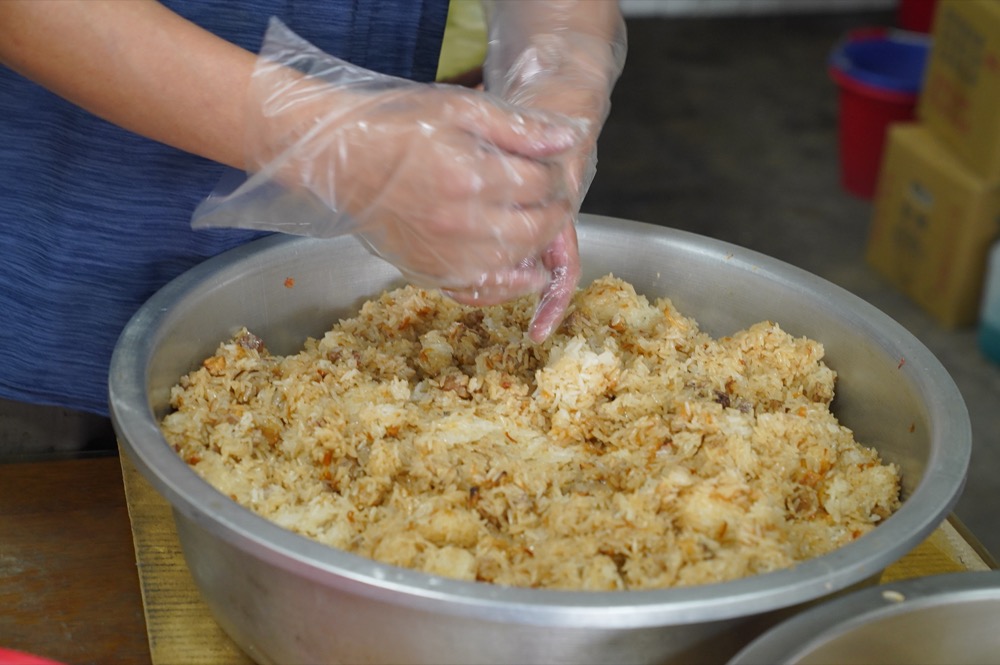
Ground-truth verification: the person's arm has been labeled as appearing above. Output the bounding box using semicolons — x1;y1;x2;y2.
0;4;586;309
483;1;626;91
0;0;254;169
482;0;627;195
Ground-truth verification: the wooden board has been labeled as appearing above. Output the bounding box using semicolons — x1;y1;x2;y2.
119;452;995;665
880;517;995;583
120;453;253;665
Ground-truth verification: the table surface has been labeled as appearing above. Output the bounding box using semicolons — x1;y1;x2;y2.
0;455;150;665
1;454;996;665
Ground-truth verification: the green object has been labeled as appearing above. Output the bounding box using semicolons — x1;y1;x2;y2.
436;0;487;81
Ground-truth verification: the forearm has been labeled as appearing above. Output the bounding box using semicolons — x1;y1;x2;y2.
484;0;625;56
482;0;626;99
0;0;255;169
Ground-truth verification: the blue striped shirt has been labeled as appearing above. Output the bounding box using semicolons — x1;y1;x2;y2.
0;0;449;415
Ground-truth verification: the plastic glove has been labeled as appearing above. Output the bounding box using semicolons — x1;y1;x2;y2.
480;1;628;341
192;18;584;300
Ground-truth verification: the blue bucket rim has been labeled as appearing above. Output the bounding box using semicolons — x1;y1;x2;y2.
829;28;931;95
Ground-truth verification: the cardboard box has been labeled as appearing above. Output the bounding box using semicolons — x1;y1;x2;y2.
918;0;1000;179
867;123;1000;327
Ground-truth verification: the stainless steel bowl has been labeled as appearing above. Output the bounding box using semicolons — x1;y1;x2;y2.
729;571;1000;664
109;215;971;665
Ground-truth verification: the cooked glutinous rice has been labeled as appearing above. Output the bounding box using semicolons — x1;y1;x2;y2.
161;275;900;590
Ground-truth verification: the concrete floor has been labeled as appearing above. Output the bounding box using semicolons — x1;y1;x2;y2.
583;10;1000;558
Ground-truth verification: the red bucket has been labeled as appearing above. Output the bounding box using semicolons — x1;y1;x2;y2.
829;30;930;199
897;0;939;33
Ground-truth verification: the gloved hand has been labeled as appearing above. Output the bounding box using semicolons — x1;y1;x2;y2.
193;18;584;303
480;1;628;341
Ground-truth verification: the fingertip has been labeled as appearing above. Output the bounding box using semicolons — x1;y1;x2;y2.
527;292;569;343
528;317;555;344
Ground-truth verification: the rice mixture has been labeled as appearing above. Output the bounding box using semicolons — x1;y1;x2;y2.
161;275;901;590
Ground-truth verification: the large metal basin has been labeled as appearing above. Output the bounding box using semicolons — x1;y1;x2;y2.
109;215;970;664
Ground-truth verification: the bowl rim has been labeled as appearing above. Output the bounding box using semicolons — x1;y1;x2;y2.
728;570;1000;663
108;214;971;629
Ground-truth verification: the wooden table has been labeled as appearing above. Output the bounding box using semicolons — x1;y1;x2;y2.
0;455;150;665
2;454;996;665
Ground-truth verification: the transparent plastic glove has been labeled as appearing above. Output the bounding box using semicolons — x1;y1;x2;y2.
192;18;585;300
444;219;579;340
480;1;628;340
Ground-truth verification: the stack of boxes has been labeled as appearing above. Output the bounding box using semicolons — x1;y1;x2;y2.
867;0;1000;328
